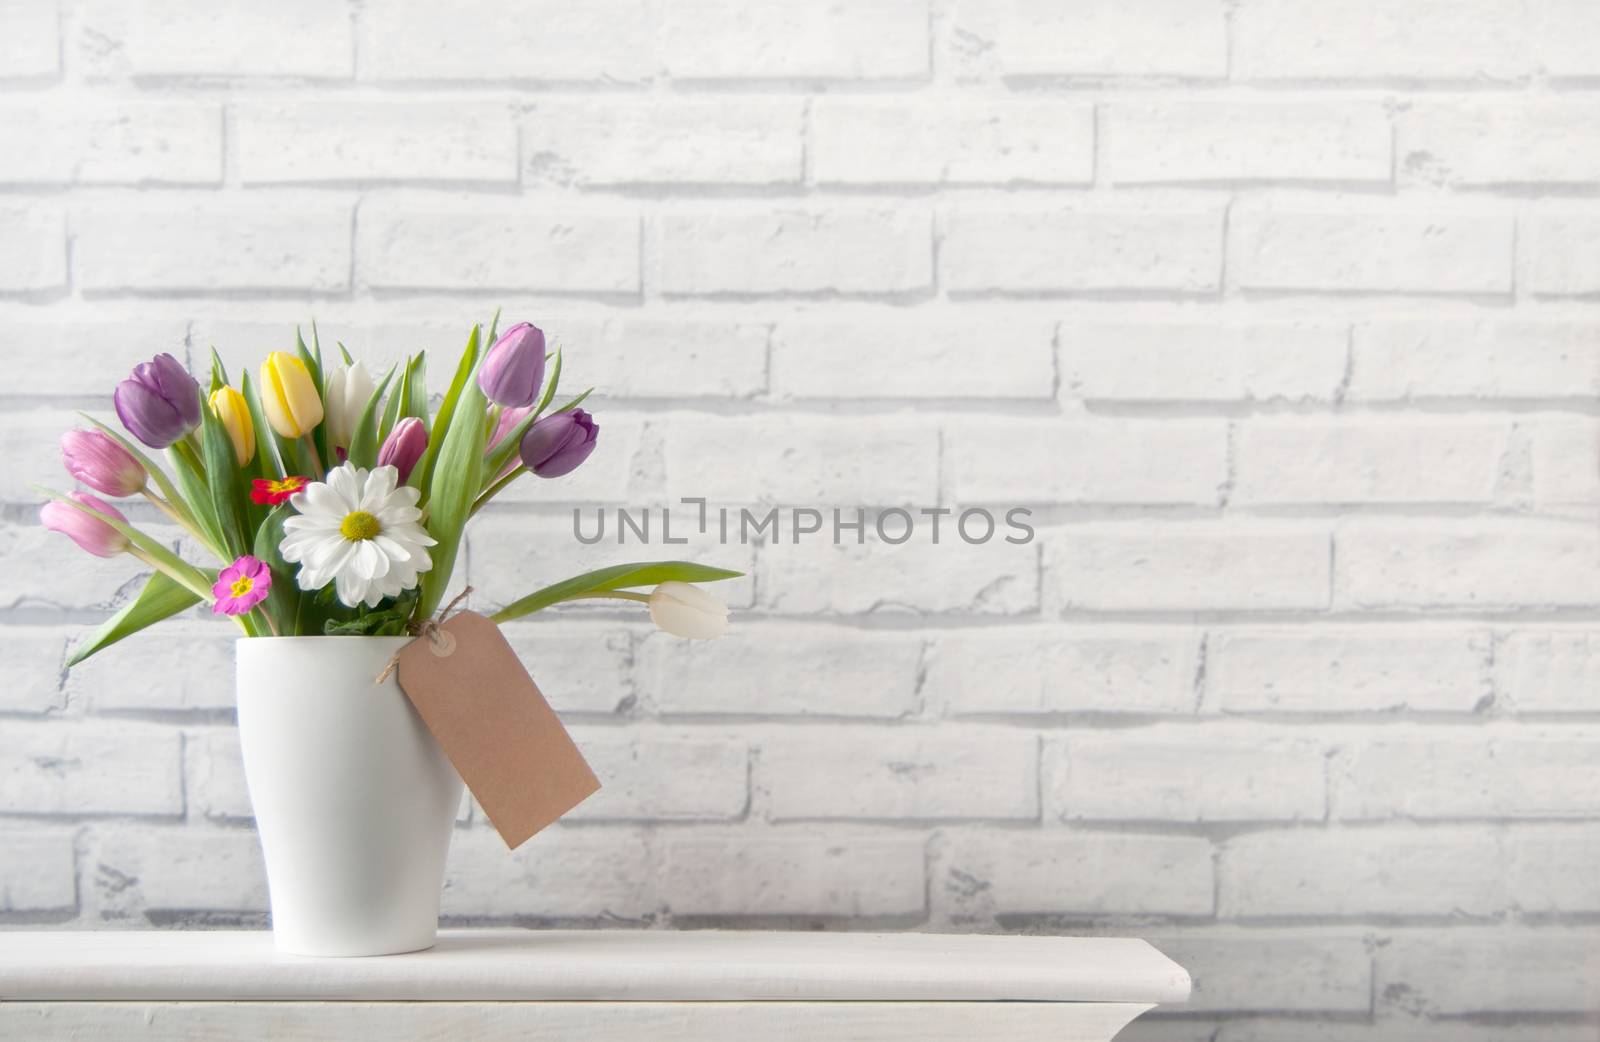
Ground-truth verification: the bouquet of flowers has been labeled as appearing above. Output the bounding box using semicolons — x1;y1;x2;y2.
39;317;740;662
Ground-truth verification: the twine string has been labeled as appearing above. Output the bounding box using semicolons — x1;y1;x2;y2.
374;586;474;683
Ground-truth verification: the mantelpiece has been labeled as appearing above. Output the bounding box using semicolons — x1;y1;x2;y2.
0;929;1189;1040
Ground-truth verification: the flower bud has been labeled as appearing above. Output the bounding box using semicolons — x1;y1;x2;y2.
113;353;201;449
39;492;129;559
476;322;546;408
324;362;374;452
648;582;730;639
377;417;428;483
259;352;324;439
519;408;597;478
208;387;256;466
60;429;146;497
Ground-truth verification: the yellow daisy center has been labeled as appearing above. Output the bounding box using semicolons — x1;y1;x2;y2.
229;575;255;597
340;510;382;541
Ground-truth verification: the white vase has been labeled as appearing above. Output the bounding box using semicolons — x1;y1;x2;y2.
236;636;464;957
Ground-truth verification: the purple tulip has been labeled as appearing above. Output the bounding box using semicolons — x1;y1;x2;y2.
377;416;428;483
114;352;201;449
519;409;598;478
40;492;129;559
476;323;546;408
61;429;147;497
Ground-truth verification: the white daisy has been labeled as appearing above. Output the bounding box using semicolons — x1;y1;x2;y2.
280;463;436;608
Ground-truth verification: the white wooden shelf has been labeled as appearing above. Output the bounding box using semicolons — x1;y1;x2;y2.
0;929;1190;1041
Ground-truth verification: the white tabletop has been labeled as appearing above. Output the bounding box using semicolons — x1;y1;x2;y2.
0;929;1191;1004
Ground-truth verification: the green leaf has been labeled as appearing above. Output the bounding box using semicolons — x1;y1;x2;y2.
552;387;592;415
297;326;330;465
379;354;409;443
311;326;328;431
168;439;226;559
490;561;744;624
65;572;202;667
406;352;430;433
291;438;321;480
251;503;301;635
485;307;501;345
208;346;229;390
323;612;403;637
415;379;487;620
322;591;417;637
346;363;398;470
414;326;481;502
294;327;323;395
379;389;403;445
337;342;355;367
533;346;563;418
383;349;430;445
198;393;248;559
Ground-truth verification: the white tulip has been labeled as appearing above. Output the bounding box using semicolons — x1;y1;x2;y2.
324;361;375;452
648;581;730;639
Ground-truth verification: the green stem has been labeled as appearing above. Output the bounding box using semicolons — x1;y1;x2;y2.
471;465;525;516
164;441;230;560
171;436;205;477
300;435;324;479
125;545;215;605
252;605;279;636
140;489;223;561
234;609;260;637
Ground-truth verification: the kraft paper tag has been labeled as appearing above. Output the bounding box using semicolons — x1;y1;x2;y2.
396;610;599;849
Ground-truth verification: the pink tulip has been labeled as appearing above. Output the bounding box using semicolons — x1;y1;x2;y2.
491;403;534;449
377;417;427;483
486;403;534;480
39;492;129;559
61;429;146;497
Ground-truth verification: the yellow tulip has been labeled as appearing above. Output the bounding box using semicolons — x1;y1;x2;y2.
259;352;324;439
209;386;255;466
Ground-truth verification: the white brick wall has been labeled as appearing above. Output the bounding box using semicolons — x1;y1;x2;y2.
2;2;1598;1038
